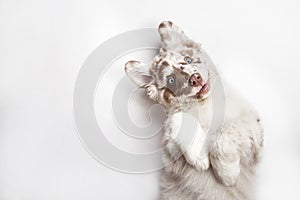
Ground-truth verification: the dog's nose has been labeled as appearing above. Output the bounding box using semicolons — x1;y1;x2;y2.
189;73;203;87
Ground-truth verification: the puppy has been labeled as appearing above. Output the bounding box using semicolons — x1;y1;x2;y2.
125;21;263;200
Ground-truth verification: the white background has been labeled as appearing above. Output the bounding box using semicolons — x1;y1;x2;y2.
1;0;300;199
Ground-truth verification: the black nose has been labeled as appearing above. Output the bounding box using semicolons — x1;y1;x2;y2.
189;73;203;87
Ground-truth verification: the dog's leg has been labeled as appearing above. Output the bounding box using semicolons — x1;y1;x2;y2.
209;130;241;186
182;124;210;170
167;112;210;170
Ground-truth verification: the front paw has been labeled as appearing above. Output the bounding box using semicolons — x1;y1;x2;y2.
186;155;210;171
194;156;210;170
210;157;240;187
218;176;238;187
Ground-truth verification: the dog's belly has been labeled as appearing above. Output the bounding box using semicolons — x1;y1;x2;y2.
160;86;263;200
160;153;255;200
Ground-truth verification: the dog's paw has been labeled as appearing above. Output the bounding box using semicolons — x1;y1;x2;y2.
185;154;210;171
193;156;210;171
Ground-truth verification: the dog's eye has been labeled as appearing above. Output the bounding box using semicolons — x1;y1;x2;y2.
184;56;192;64
168;77;175;84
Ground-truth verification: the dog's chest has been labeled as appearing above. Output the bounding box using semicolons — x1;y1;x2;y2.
187;98;213;133
164;98;213;142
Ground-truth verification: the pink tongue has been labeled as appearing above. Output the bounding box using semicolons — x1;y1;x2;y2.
200;84;208;94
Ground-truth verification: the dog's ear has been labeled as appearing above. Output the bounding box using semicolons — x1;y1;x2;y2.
158;21;199;51
125;60;153;87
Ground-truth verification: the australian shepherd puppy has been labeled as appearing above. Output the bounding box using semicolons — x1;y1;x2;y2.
125;21;263;200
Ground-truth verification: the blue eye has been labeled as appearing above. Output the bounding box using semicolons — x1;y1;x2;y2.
185;56;192;64
168;77;175;84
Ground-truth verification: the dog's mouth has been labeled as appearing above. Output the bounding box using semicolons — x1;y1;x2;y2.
195;83;210;98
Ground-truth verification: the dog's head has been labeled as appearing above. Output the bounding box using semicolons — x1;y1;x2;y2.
125;21;217;109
